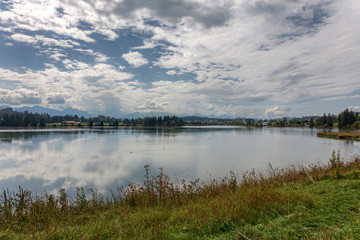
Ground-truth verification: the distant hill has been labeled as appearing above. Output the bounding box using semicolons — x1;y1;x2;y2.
7;106;93;118
13;106;62;116
61;108;93;118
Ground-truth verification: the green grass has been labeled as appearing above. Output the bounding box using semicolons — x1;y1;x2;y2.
1;155;360;239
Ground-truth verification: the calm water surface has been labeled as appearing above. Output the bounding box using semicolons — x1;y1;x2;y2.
0;126;359;194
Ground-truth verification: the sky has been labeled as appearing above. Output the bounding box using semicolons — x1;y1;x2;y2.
0;0;359;119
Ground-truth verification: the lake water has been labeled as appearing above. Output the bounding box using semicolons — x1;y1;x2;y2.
0;126;359;195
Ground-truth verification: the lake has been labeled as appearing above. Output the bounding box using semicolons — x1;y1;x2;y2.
0;126;359;195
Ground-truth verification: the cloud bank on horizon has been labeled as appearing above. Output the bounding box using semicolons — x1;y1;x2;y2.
0;0;359;118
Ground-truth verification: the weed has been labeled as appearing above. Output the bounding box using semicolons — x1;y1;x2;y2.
350;170;360;179
330;150;340;169
329;150;343;179
335;162;341;179
75;187;87;210
57;188;68;216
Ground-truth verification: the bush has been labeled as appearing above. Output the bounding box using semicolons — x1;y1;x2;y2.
352;121;360;129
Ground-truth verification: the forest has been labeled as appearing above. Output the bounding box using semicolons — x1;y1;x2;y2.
0;107;184;127
0;107;359;129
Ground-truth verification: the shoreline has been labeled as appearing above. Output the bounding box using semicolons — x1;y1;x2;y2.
1;155;360;239
317;131;360;141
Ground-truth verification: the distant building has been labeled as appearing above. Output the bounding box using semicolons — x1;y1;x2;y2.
61;121;80;126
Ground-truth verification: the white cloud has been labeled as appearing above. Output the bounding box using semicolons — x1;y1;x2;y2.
62;59;90;70
10;33;80;48
152;0;360;107
10;33;37;44
207;104;214;111
46;94;66;104
39;48;67;61
1;0;360;117
166;70;177;75
34;35;80;48
74;49;109;63
265;106;290;118
0;63;134;113
132;39;162;50
325;95;360;101
0;88;42;105
95;28;118;41
348;106;360;112
122;51;148;68
48;52;66;61
0;1;96;42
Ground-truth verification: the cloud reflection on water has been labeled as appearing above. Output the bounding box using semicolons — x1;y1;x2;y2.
0;128;196;195
0;127;359;196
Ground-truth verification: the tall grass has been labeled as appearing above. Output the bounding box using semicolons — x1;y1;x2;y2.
1;152;360;238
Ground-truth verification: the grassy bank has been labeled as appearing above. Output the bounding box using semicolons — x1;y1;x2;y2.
317;131;360;141
1;154;360;239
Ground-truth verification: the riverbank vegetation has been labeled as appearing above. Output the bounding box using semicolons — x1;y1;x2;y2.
1;152;360;239
317;131;360;141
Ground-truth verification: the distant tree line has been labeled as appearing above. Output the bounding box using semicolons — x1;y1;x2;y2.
337;108;359;129
0;108;47;127
0;108;184;127
134;116;184;127
1;107;359;129
314;114;335;128
182;108;360;129
87;115;184;127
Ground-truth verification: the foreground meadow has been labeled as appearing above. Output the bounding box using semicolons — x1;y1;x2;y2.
1;151;360;239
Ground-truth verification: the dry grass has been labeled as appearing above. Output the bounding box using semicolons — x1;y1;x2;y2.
317;131;360;140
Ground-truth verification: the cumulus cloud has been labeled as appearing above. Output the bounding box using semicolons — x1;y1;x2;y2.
153;0;360;106
0;88;42;105
122;51;148;68
0;63;134;114
0;0;233;44
132;40;159;50
10;33;37;44
9;33;82;62
0;0;360;117
74;49;109;63
10;32;80;49
40;48;67;61
166;70;177;75
46;94;66;104
265;106;291;118
348;106;360;112
134;100;171;112
0;1;96;42
105;0;232;28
